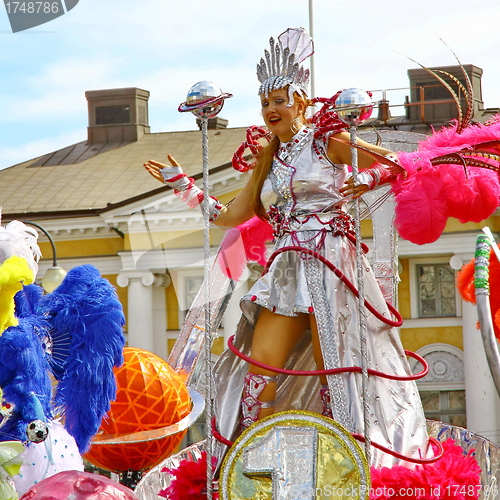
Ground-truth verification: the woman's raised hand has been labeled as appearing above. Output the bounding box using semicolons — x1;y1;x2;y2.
339;176;370;199
144;155;183;184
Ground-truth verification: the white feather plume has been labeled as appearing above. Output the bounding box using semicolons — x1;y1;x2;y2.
0;212;42;277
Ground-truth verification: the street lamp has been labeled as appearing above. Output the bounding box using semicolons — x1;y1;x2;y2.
22;221;67;293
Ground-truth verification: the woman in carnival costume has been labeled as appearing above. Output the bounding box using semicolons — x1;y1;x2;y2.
145;28;500;479
144;27;432;470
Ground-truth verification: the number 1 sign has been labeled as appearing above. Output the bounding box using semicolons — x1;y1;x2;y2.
220;411;370;500
244;426;318;500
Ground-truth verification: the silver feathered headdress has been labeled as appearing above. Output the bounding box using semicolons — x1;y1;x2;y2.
257;27;314;106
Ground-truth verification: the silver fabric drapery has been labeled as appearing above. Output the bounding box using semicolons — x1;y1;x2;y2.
213;127;428;468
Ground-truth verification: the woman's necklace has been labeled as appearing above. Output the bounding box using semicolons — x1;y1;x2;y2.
276;126;312;164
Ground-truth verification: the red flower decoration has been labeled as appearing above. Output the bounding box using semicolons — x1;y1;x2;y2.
159;451;218;500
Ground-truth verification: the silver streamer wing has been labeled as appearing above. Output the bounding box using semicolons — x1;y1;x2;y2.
135;441;205;500
167;247;234;386
359;130;426;306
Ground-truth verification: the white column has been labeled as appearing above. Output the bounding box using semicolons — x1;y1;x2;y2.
117;270;155;353
153;274;170;361
222;269;249;348
462;300;500;444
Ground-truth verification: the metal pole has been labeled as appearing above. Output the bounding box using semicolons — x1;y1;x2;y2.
201;117;213;499
21;220;57;266
308;0;315;98
350;125;371;463
475;234;500;397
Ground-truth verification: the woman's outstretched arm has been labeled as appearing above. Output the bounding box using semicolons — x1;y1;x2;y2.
327;131;393;169
326;131;396;199
144;155;256;229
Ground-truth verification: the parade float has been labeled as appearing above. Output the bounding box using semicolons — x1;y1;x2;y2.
136;29;500;500
2;27;500;500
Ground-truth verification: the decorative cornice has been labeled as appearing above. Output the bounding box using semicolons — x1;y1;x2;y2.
118;248;206;272
110;210;206;234
103;168;250;219
398;232;481;257
3;167;249;239
401;317;463;329
37;256;122;277
102;168;250;233
19;216;116;241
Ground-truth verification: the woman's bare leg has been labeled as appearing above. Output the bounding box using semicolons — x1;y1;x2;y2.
248;308;310;419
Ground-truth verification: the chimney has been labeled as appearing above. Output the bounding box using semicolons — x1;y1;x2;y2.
377;99;391;122
85;88;151;144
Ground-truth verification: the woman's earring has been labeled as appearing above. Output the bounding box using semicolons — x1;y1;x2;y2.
290;117;302;135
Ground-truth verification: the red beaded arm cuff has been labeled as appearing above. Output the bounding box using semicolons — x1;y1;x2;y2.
160;165;223;222
355;153;400;190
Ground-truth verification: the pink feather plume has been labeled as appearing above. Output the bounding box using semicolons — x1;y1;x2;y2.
392;116;500;245
421;119;500;150
392;168;451;245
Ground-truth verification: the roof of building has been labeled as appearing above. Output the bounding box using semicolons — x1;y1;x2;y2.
0;127;247;217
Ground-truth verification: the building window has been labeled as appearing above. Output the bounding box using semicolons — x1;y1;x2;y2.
420;390;466;428
175;271;204;328
179;275;204;322
417;263;456;317
185;276;203;309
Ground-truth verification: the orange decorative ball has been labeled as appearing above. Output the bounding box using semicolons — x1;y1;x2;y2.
84;347;191;472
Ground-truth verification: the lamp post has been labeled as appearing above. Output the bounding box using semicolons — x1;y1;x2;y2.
22;221;67;293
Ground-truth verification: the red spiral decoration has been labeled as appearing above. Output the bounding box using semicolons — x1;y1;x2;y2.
232;126;272;172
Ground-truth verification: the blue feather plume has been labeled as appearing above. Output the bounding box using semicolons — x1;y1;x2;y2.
40;265;125;453
0;284;52;442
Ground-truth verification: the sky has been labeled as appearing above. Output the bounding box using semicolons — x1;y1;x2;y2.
0;0;499;170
